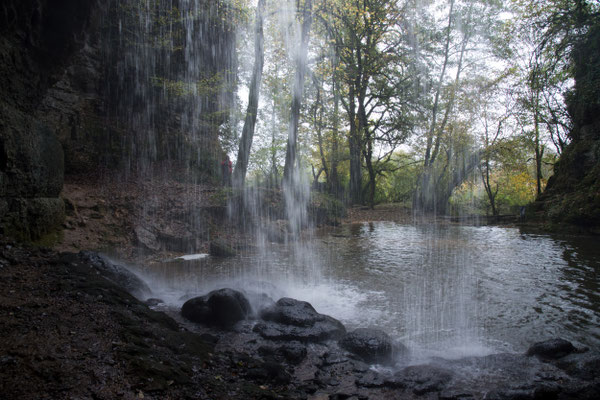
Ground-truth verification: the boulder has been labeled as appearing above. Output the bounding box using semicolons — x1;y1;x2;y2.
254;318;345;343
526;338;577;359
339;328;406;365
254;297;346;342
209;239;236;257
135;226;160;251
79;251;151;298
261;297;322;326
181;288;251;328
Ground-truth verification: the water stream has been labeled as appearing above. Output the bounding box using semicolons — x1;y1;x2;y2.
133;222;600;363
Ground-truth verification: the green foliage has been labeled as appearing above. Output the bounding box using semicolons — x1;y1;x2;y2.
373;152;420;204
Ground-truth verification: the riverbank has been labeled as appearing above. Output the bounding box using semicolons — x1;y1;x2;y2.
0;236;299;399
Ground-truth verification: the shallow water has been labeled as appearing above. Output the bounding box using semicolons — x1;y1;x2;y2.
134;222;600;363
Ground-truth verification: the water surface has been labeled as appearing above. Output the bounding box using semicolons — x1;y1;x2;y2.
135;222;600;362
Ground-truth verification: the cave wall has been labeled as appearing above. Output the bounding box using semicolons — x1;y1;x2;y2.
0;0;237;241
536;22;600;229
0;0;103;240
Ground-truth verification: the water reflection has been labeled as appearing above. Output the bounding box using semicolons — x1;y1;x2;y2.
134;222;600;362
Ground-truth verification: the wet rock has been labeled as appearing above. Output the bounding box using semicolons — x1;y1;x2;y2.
199;333;219;344
134;226;160;251
254;319;345;343
483;388;532;400
388;364;453;395
209;239;236;257
261;297;322;326
323;350;350;366
79;252;151;298
339;328;403;365
553;351;600;380
245;360;291;384
181;288;252;329
258;341;307;365
439;390;474;400
144;298;164;307
156;231;198;253
355;370;386;388
244;291;276;315
279;342;308;364
526;338;576;360
254;298;346;342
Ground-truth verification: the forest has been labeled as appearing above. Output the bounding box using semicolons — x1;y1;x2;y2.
218;0;598;218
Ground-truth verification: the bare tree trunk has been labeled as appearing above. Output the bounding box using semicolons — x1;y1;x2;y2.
311;74;329;183
534;99;544;196
346;86;362;204
329;53;341;197
283;0;313;182
233;0;266;187
414;0;455;212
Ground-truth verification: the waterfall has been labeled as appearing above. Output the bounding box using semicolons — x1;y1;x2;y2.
100;0;237;256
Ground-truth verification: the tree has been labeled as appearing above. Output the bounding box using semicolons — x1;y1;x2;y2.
412;0;505;214
283;0;314;183
233;0;267;187
317;0;413;207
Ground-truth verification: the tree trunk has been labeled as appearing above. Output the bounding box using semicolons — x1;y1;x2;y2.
534;105;544;196
345;79;362;205
232;0;266;187
329;55;341;197
414;0;455;212
283;0;313;183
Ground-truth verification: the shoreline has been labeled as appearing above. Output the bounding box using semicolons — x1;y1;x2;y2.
2;237;600;399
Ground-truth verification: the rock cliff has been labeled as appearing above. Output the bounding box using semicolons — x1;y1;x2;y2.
536;21;600;231
0;0;236;241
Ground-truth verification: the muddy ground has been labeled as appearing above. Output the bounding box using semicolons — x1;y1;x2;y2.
0;237;303;400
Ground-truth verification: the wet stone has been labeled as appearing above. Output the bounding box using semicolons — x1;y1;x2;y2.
261;297;324;327
389;364;453;395
258;341;307;365
181;288;252;329
209;239;236;257
526;338;577;360
323;350;349;366
144;298;164;307
553;352;600;380
439;390;474;400
355;370;386;388
254;297;346;342
339;328;403;365
78;251;152;297
245;360;292;384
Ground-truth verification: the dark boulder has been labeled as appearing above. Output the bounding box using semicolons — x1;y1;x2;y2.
253;318;345;343
181;288;251;328
145;298;164;307
339;328;406;365
209;239;236;257
261;297;322;326
254;297;346;342
79;251;151;298
553;351;600;381
526;338;577;360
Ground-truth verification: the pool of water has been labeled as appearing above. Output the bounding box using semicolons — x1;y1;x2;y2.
133;222;600;363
